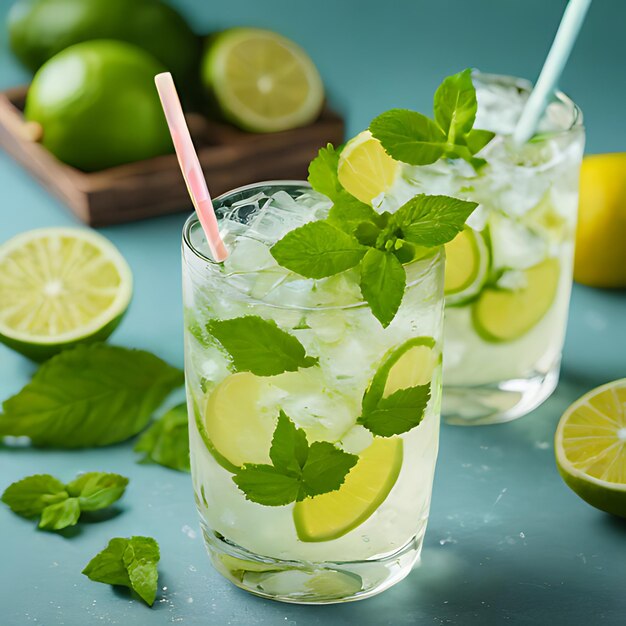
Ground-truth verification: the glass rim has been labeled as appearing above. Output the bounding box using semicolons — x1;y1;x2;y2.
472;71;584;138
182;180;443;312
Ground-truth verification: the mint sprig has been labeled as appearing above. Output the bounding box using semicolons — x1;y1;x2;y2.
1;472;128;530
82;536;160;606
207;315;318;376
134;403;190;472
308;143;343;201
270;192;476;327
0;344;184;448
370;68;495;168
233;411;357;506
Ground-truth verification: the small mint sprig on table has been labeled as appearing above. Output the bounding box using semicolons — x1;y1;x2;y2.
369;68;495;169
83;536;160;606
270;188;477;327
1;472;128;531
233;411;357;506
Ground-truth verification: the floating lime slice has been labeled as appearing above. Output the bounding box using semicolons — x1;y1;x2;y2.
201;372;274;470
444;227;489;306
337;130;399;204
202;28;324;133
293;436;403;542
471;257;560;342
555;379;626;518
0;227;132;361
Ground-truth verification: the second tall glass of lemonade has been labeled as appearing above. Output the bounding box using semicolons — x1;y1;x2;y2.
183;182;446;603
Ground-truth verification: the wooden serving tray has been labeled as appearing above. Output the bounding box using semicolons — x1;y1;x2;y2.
0;86;344;226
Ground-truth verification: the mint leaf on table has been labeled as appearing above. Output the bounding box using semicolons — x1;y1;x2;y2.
433;67;477;140
359;385;431;437
39;498;81;531
233;412;357;506
208;316;317;377
0;344;184;448
83;536;160;606
66;472;129;511
392;194;478;247
2;471;128;530
369;69;495;168
134;403;190;472
369;109;447;165
270;221;366;279
359;248;406;328
308;143;342;201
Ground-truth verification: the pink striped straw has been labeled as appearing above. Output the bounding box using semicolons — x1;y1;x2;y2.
155;72;228;262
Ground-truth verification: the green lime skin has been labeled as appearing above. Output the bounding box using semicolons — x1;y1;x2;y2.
8;0;199;80
24;40;173;171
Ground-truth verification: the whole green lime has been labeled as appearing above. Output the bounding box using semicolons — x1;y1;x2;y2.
8;0;199;80
25;40;172;171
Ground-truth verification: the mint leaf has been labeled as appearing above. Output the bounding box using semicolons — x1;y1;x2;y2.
208;316;317;377
66;472;129;511
300;442;358;497
134;404;190;472
392;194;478;246
434;68;477;140
466;128;496;154
359;385;431;437
0;344;184;448
270;221;366;279
308;144;342;200
2;471;128;530
232;465;302;506
369;109;446;166
270;410;308;474
359;249;406;328
39;498;81;530
233;412;357;506
83;536;160;606
327;193;381;235
1;474;68;517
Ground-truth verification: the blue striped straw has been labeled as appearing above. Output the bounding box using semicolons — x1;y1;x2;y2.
513;0;592;145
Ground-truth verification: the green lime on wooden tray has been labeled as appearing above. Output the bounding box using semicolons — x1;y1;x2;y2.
202;28;325;133
555;379;626;518
0;227;132;361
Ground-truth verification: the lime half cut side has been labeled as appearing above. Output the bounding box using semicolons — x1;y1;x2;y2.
444;227;489;306
202;28;324;133
293;436;403;542
337;130;399;205
471;257;560;343
0;227;132;361
555;379;626;518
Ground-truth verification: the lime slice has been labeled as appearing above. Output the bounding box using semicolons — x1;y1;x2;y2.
203;372;275;469
213;553;284;584
555;379;626;518
524;191;571;244
363;336;437;413
202;28;324;133
0;227;132;361
471;258;560;343
444;227;489;306
293;437;403;542
337;130;399;204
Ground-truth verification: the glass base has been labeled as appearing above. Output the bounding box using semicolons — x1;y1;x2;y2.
202;527;422;604
442;364;560;426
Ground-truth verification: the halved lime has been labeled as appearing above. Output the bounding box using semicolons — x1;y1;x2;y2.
202;28;324;133
293;437;403;542
0;227;132;361
444;227;489;306
471;257;560;343
337;130;399;204
555;379;626;518
203;372;275;469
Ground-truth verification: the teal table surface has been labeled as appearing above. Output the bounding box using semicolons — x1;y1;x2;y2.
1;1;625;624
